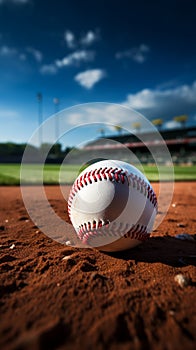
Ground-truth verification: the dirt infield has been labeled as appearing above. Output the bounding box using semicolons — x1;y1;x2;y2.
0;182;195;350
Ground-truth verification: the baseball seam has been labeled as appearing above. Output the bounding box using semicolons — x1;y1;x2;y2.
78;221;149;244
68;166;158;212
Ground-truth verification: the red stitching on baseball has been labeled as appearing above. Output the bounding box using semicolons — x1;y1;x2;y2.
78;220;150;244
68;167;158;212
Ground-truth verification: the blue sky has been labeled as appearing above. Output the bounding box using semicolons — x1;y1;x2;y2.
0;0;196;146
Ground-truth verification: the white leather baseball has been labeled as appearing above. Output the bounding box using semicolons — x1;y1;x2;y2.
68;160;157;252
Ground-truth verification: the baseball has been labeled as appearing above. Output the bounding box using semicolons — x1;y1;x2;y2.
68;160;158;252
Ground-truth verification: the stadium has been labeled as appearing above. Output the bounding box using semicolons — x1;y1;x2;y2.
73;125;196;165
1;125;195;166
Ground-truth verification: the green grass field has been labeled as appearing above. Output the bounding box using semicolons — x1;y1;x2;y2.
0;163;195;185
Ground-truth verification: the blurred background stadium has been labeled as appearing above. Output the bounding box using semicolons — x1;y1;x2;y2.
0;118;195;165
0;117;195;185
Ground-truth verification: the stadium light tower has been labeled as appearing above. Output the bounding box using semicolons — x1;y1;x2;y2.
37;92;43;146
53;98;60;141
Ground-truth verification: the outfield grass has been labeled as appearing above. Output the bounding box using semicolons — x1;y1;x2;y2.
0;164;80;185
0;163;195;185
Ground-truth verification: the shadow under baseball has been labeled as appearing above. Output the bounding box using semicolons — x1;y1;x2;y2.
105;236;196;267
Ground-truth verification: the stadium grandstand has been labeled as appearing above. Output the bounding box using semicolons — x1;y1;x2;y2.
0;126;195;165
73;126;196;165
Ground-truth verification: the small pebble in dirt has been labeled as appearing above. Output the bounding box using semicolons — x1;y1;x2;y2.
175;233;195;241
57;283;60;287
9;244;16;250
65;240;72;246
172;203;176;208
35;230;39;234
5;219;9;223
174;274;190;288
62;256;72;260
177;223;186;228
169;310;175;316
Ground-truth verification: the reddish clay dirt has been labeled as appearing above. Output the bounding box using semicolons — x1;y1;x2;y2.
0;182;195;350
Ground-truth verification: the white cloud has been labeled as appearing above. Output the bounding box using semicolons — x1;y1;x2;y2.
26;47;43;62
74;69;106;89
64;29;100;49
66;113;84;125
56;50;95;68
80;30;99;46
40;64;58;75
65;82;196;129
0;45;17;56
66;104;148;130
39;49;95;76
164;121;181;129
0;45;43;65
64;30;76;49
116;44;150;63
124;81;196;119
